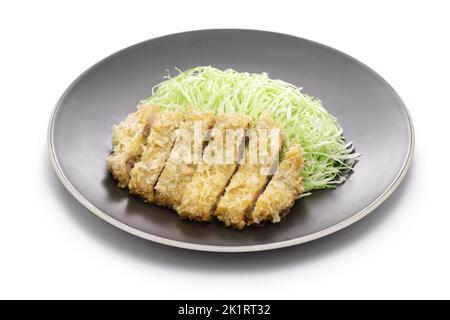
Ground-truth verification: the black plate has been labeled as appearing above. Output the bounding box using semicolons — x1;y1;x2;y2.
48;29;414;252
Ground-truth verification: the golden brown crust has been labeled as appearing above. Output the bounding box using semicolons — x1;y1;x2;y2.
176;113;250;222
106;104;160;188
215;117;284;229
249;145;304;225
154;112;216;208
108;107;304;229
128;111;183;202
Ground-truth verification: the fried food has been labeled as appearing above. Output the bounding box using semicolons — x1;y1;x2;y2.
154;112;216;208
107;103;160;188
214;117;284;229
176;113;250;222
128;111;183;202
108;107;306;229
249;145;304;224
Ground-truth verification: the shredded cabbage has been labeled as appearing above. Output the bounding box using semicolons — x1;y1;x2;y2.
146;66;359;192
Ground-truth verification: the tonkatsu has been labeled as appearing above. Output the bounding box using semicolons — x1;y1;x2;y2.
214;117;284;229
106;103;159;188
154;112;216;208
176;113;250;222
128;111;183;202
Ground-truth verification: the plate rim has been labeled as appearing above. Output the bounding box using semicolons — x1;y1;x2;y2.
47;29;415;252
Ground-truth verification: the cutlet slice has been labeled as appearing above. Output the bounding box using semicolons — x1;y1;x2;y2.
129;111;183;202
176;113;250;222
154;112;216;208
250;144;304;225
107;103;160;188
215;117;284;229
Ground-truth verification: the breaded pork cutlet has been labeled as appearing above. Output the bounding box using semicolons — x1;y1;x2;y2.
129;111;183;202
249;145;304;225
107;103;160;188
214;117;284;229
154;112;216;208
176;113;250;222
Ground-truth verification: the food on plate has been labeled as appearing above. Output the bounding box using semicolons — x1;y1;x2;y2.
176;113;250;221
128;111;183;202
154;112;216;208
107;104;159;188
107;67;359;229
214;117;284;229
249;144;304;225
147;67;359;192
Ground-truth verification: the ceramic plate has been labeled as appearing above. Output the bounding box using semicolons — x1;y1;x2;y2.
48;29;414;252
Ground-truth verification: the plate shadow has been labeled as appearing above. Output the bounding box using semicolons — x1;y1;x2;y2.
45;149;415;274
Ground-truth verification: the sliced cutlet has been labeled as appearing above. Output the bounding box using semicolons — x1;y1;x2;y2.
176;113;250;222
215;117;284;229
154;112;216;208
249;144;304;225
129;111;183;202
107;103;160;188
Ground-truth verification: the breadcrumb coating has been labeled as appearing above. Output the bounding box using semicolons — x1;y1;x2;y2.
106;103;160;188
176;113;250;222
108;107;305;229
154;112;216;208
129;111;183;202
250;145;304;225
215;117;284;229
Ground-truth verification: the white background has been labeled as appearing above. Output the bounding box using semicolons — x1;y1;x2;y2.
0;0;449;300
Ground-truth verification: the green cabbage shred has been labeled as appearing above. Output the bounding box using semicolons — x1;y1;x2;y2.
146;66;359;192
